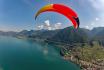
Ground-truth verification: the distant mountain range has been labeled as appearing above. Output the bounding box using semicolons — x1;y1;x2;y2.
91;27;104;46
47;27;88;44
0;31;18;36
0;27;104;46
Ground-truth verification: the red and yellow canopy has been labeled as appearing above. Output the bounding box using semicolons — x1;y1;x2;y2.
35;4;80;29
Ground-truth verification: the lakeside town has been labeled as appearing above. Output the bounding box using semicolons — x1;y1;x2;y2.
60;42;104;70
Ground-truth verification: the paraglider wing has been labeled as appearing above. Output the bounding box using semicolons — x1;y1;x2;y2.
35;4;80;29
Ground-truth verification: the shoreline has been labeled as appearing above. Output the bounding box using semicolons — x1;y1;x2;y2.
45;40;104;70
60;47;104;70
63;56;104;70
16;37;104;70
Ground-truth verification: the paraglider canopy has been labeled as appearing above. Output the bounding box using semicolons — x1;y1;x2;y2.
35;4;80;29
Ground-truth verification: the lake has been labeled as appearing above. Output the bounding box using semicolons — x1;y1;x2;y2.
0;36;80;70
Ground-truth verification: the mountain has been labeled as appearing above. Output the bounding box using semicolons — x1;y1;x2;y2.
16;29;60;39
47;27;88;44
17;27;104;46
15;27;89;46
90;27;104;37
0;27;104;46
0;31;18;36
91;27;104;40
92;27;104;46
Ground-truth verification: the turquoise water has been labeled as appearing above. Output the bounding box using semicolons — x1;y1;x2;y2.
0;36;80;70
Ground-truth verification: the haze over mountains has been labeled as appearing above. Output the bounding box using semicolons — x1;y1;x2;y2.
0;27;104;46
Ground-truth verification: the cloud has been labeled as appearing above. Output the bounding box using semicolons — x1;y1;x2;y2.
85;26;90;29
47;27;52;30
88;16;104;29
44;20;52;30
95;18;99;21
88;0;104;11
54;23;62;29
37;25;43;30
44;20;50;27
37;20;53;30
37;20;63;30
91;22;95;26
81;0;104;29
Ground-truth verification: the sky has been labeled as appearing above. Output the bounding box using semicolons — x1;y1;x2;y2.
0;0;104;31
